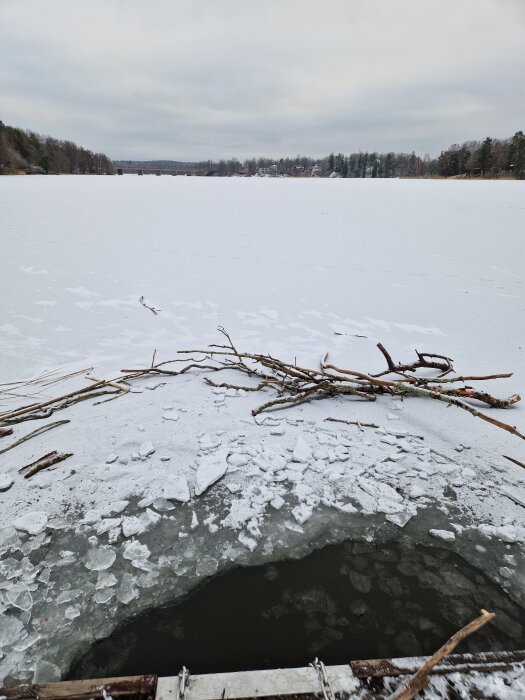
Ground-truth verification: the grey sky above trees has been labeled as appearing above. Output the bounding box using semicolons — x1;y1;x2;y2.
0;0;523;161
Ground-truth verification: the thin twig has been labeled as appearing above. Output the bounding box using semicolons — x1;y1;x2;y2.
139;295;161;314
0;420;70;455
325;417;380;429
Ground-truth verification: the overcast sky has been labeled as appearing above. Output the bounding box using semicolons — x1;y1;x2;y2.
0;0;523;161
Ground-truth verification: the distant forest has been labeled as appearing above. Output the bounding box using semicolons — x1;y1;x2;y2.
2;118;524;179
136;132;522;179
0;120;114;174
117;131;525;179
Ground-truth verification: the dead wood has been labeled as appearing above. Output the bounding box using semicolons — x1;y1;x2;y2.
19;451;73;478
2;332;522;446
387;609;495;700
0;427;13;438
375;343;454;377
503;454;525;469
325;417;380;430
0;420;69;455
167;334;523;440
139;295;160;315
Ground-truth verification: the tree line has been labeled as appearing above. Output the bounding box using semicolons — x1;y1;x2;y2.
2;118;523;179
0;120;114;175
191;132;524;179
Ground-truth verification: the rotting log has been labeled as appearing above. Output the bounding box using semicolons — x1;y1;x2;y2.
0;675;157;700
351;649;525;678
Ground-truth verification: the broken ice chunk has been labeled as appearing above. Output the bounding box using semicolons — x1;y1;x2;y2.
96;571;118;589
117;573;138;604
64;605;81;620
292;503;313;525
195;557;219;577
0;616;24;646
163;476;191;503
14;511;48;535
270;495;285;510
122;539;150;563
429;529;456;542
228;453;249;467
33;660;61;683
151;497;175;512
84;545;116;571
139;441;155;458
162;413;179;422
409;485;426;498
292;437;312;463
6;582;33;611
121;516;146;538
94;588;115;604
195;449;229;495
238;532;257;551
96;518;121;535
386;511;414;528
0;473;14;491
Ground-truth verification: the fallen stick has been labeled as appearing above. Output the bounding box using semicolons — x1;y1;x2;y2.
0;420;70;455
503;454;525;470
139;295;161;315
86;375;130;393
0;427;13;438
325;417;380;429
19;451;73;479
387;609;495;700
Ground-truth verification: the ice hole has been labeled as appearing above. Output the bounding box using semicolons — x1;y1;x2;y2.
68;539;525;678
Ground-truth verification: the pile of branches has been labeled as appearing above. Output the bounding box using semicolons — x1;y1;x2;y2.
0;329;523;444
121;328;523;441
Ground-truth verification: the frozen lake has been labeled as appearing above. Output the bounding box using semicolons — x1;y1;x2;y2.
1;176;524;683
1;176;523;380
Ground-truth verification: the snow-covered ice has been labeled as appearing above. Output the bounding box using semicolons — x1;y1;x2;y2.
0;176;524;683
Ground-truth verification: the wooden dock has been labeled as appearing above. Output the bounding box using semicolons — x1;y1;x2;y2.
1;651;524;699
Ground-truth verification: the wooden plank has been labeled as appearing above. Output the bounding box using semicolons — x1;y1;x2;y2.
350;649;525;678
0;675;157;700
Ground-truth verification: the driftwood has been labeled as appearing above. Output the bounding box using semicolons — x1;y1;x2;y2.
0;420;69;455
0;674;157;700
387;609;495;699
120;330;523;440
18;451;73;479
1;330;523;445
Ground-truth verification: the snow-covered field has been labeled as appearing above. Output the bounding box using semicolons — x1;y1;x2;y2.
1;176;524;684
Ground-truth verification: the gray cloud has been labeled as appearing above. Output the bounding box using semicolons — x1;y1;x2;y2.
0;0;523;160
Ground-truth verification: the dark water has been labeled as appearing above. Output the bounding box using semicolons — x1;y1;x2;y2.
69;540;524;678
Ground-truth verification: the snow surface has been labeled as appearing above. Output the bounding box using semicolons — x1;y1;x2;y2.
0;176;524;685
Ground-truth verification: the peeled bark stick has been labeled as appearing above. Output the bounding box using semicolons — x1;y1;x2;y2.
0;420;69;455
19;451;73;479
388;610;496;700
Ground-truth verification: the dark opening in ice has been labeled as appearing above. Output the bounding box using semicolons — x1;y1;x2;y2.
68;539;524;678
